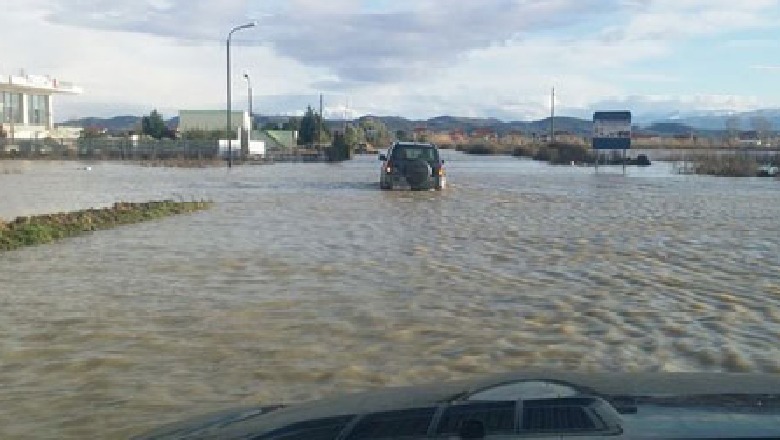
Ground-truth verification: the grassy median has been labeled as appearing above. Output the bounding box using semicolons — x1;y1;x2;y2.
0;200;212;251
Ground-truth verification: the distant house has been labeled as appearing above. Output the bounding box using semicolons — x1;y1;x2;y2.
471;127;497;141
449;129;467;143
738;130;761;147
1;71;82;140
501;130;525;144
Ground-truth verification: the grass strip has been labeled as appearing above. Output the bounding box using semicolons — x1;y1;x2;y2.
0;200;211;251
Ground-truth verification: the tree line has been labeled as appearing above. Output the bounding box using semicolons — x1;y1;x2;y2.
81;108;397;153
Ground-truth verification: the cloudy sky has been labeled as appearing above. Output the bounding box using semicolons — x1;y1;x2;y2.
2;0;780;121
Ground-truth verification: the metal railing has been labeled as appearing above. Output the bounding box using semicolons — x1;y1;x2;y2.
0;138;220;160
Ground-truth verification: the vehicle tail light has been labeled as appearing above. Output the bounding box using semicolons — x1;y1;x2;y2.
386;161;393;173
437;166;446;176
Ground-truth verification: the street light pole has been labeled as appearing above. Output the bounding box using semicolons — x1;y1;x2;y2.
243;72;253;131
226;21;256;168
550;87;555;144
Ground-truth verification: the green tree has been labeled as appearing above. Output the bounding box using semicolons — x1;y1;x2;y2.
298;106;317;146
345;123;361;149
298;107;331;146
283;117;301;132
142;109;167;140
328;132;352;161
317;123;332;144
360;117;392;148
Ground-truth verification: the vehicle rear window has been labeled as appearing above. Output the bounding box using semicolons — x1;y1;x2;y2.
391;146;438;161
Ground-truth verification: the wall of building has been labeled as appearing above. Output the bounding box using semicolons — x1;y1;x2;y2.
178;110;247;132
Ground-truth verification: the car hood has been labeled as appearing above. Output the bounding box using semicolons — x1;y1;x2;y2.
137;370;780;439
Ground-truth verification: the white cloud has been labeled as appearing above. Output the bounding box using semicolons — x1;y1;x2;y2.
38;0;619;84
2;0;779;121
601;0;780;42
589;94;765;115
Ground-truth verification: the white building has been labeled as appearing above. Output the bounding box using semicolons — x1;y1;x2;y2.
179;110;257;158
0;71;82;140
178;109;248;133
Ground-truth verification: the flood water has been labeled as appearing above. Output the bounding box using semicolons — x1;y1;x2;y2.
1;153;779;438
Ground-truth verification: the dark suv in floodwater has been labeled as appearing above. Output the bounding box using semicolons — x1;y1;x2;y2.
379;142;446;190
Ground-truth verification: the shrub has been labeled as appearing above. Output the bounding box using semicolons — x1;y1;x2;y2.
463;143;498;155
692;155;758;177
532;142;592;165
511;144;538;157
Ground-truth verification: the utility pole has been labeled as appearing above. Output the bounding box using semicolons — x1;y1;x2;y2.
318;93;323;150
243;72;253;130
343;97;348;134
550;87;555;144
9;98;15;144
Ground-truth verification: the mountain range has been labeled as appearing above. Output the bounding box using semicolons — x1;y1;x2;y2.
59;109;780;137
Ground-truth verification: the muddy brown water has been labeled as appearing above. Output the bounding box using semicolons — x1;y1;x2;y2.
1;154;779;438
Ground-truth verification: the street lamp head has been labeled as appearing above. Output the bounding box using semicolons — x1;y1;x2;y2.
230;21;258;36
241;20;258;30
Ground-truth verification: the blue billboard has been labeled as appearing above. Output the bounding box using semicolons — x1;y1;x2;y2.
593;111;631;150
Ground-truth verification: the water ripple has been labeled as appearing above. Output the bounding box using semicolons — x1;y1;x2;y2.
1;156;779;437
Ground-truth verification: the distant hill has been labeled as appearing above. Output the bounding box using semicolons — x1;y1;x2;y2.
351;115;593;136
59;115;141;132
648;109;780;131
57;114;597;137
60;115;178;133
59;108;780;137
253;114;594;136
643;122;696;136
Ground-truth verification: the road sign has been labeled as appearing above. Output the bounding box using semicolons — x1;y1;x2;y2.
593;111;631;150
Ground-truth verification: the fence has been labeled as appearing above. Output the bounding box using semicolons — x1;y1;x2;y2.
0;138;220;160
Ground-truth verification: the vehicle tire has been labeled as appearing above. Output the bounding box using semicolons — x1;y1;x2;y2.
405;159;431;188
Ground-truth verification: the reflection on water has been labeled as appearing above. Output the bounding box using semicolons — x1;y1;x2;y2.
1;154;779;438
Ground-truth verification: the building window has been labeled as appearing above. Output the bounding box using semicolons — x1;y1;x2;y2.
28;94;49;125
1;92;24;124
